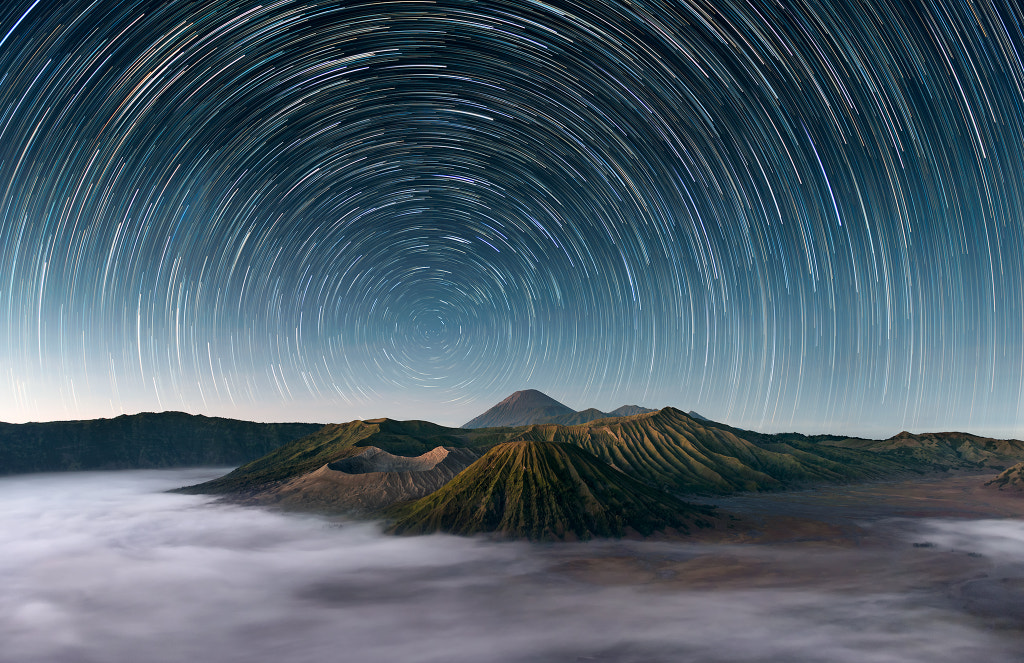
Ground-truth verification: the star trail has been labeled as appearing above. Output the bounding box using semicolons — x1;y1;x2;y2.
1;0;1023;436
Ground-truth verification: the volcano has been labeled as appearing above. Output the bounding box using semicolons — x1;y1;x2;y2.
462;389;575;428
387;439;719;540
462;389;656;428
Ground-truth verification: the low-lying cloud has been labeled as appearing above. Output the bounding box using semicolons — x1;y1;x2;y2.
0;469;1020;662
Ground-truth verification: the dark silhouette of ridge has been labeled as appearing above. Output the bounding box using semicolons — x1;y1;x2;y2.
0;411;322;475
609;405;657;417
538;408;609;426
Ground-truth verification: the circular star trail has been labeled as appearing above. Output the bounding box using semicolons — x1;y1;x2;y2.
1;0;1023;435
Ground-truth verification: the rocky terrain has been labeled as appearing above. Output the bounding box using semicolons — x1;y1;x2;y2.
515;407;901;494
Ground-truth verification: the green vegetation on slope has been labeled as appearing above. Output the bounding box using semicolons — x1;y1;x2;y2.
387;440;718;541
0;412;321;475
359;418;515;456
514;408;913;495
177;421;378;494
536;408;611;426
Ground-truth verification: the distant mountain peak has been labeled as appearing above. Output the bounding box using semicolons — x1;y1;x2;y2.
502;389;568;407
462;389;574;428
463;391;659;429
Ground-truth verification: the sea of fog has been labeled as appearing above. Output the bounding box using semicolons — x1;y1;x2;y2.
1;469;1022;663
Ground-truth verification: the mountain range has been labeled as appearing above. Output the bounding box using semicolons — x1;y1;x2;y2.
7;391;1024;542
462;389;655;428
178;391;1024;540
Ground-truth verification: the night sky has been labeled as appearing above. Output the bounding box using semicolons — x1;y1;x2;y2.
1;0;1022;437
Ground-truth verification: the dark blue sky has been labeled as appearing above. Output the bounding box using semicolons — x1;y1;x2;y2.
1;0;1023;436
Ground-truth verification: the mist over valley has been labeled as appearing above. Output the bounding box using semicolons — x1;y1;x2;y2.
3;468;1023;663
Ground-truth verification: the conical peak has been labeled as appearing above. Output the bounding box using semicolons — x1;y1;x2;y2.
501;389;568;408
462;389;574;428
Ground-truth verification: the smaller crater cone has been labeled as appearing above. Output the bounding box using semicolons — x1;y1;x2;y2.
386;439;718;541
260;446;480;514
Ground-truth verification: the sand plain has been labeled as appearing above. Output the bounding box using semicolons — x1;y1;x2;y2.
536;472;1024;635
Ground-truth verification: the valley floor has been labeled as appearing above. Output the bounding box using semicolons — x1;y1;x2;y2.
3;468;1023;661
536;471;1024;636
701;470;1024;543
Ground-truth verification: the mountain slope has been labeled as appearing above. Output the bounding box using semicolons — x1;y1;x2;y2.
0;412;321;475
511;408;911;494
387;440;719;540
462;389;575;428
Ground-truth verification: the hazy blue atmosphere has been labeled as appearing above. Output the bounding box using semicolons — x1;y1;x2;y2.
1;469;1021;662
2;0;1024;437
